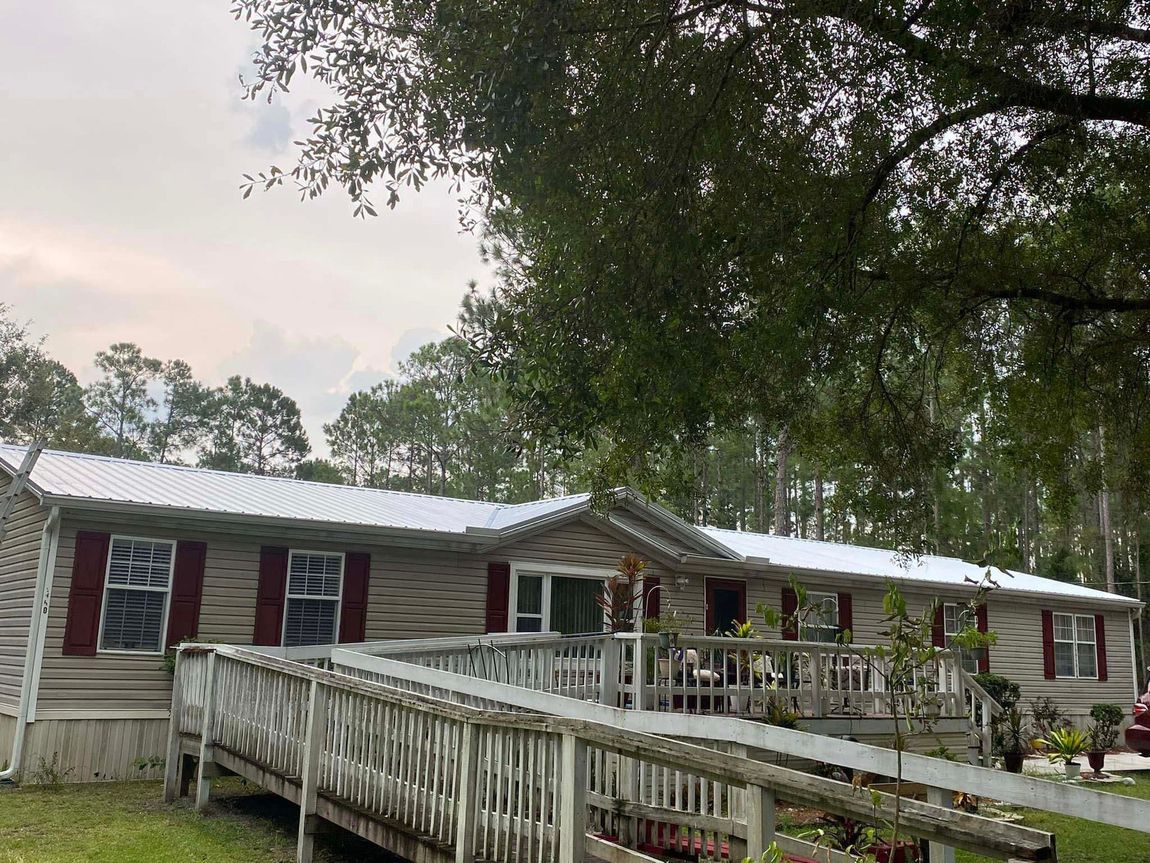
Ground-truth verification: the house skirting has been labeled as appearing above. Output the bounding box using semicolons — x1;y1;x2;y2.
15;717;169;784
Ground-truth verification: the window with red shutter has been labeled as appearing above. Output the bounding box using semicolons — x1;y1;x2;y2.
62;531;111;656
485;562;511;633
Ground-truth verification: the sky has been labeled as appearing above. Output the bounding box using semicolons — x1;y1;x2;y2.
0;1;490;453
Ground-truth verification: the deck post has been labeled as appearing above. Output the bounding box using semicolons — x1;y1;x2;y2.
745;782;778;860
163;649;184;802
809;649;824;718
926;786;956;863
600;636;620;708
453;720;481;863
297;679;328;863
194;651;217;810
558;732;588;863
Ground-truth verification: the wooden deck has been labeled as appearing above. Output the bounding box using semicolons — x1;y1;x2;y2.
165;644;1060;863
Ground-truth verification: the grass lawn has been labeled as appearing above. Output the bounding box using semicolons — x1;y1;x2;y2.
1;774;1147;863
0;779;396;863
955;772;1150;863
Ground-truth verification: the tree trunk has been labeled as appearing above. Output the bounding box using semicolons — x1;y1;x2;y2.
814;469;825;541
773;425;790;536
1098;429;1116;592
754;424;766;533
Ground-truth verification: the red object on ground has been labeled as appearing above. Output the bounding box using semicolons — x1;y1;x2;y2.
1126;692;1150;756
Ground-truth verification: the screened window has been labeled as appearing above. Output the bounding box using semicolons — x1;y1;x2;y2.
801;592;839;643
943;603;978;674
283;551;343;647
514;571;605;635
1053;613;1097;679
99;537;175;653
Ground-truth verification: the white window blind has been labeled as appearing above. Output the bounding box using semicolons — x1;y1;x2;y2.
100;537;174;653
283;551;343;647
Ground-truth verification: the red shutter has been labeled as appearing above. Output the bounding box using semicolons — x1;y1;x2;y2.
781;587;798;640
976;602;990;673
1041;610;1056;680
253;546;289;646
62;531;111;656
485;562;511;633
1095;614;1108;681
165;541;207;648
339;552;371;643
931;606;945;648
837;592;853;642
644;576;661;619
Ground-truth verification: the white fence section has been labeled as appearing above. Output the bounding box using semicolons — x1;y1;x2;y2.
166;643;1059;863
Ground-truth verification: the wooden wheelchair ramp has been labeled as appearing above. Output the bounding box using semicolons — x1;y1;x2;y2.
165;645;1056;863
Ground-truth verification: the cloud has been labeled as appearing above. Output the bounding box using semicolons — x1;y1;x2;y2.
391;326;451;367
244;102;294;154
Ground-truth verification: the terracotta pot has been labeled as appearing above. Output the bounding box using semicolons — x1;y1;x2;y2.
872;840;921;863
1087;750;1107;775
1003;751;1025;773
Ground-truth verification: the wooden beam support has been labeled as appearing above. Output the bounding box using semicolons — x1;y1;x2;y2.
163;649;184;803
297;679;328;863
559;733;588;863
453;722;480;863
746;784;778;861
194;651;217;811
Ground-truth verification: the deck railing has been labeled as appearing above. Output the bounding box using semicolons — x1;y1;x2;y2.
167;644;1056;863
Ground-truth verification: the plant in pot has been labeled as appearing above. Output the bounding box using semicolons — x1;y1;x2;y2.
998;708;1030;774
1086;703;1124;777
1041;726;1090;780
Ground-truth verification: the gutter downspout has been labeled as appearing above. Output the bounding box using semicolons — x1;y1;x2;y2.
1;505;60;781
1132;608;1142;701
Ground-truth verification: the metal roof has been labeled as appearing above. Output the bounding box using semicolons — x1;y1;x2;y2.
1;444;1137;605
0;444;561;535
700;526;1141;607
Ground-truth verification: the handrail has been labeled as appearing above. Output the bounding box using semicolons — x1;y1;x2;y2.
343;644;1150;837
960;668;1005;719
172;643;1055;862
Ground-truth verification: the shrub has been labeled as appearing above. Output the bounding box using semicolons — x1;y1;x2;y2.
1089;703;1125;751
973;672;1021;711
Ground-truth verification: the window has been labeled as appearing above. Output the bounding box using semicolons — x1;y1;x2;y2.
99;536;175;653
801;592;839;643
283;551;344;647
513;569;606;635
943;603;978;674
1053;613;1097;679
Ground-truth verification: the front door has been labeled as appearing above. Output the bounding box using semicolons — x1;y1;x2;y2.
705;578;747;635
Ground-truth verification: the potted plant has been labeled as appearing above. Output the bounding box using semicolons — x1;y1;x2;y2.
1086;703;1124;776
1041;726;1090;779
999;708;1029;774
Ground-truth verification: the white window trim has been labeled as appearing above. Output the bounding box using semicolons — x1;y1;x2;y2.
943;602;979;674
96;534;176;657
1052;612;1098;680
801;590;840;642
281;549;345;647
508;561;615;634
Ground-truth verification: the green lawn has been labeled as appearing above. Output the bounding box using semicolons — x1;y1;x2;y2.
0;774;1147;863
0;779;395;863
955;773;1150;863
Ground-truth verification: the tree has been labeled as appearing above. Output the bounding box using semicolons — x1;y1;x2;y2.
200;376;310;476
148;359;212;464
84;343;161;459
295;458;345;484
234;0;1150;514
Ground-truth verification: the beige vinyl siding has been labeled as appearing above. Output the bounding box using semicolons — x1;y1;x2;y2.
0;712;16;770
21;717;168;783
0;483;46;709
